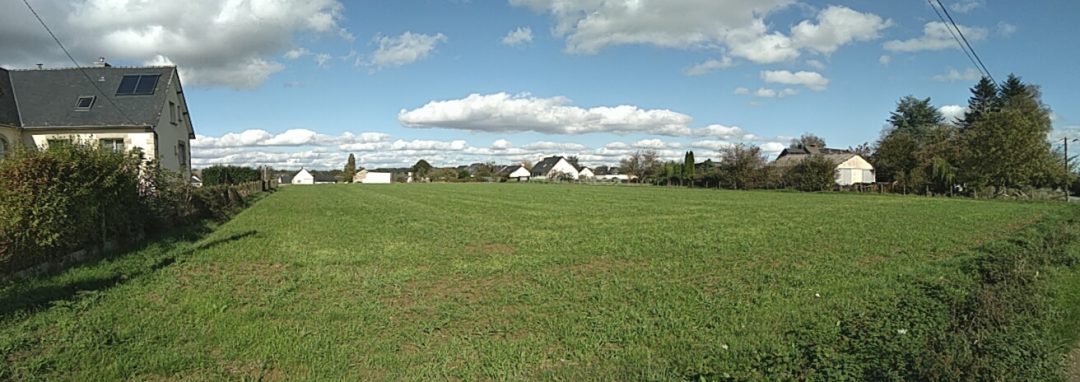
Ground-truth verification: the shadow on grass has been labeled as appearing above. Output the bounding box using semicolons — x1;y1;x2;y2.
0;224;216;319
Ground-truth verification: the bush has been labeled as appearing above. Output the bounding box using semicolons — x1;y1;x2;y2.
201;165;261;186
784;155;837;191
0;142;267;275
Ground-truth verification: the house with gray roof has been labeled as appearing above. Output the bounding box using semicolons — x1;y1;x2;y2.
531;156;579;181
0;59;195;178
772;145;876;186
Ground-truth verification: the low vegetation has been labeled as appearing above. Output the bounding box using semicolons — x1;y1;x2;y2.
2;184;1079;380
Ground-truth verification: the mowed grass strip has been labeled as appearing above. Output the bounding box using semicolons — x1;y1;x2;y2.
0;184;1063;380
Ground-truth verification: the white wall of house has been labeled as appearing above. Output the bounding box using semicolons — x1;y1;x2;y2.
153;71;193;179
578;167;595;179
596;174;630;182
361;172;392;184
835;155;875;185
546;158;580;180
509;166;531;179
292;169;314;185
30;131;156;158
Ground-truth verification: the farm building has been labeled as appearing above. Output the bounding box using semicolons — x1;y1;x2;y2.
354;170;392;184
497;165;532;181
773;145;876;186
531;156;579;180
288;169;336;185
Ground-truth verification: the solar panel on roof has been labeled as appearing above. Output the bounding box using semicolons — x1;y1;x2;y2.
134;74;159;95
116;75;139;95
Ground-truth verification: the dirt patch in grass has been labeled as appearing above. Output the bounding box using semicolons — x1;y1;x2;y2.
556;257;643;277
464;242;516;256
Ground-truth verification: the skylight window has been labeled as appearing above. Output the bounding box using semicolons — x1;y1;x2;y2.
75;96;95;110
116;74;160;95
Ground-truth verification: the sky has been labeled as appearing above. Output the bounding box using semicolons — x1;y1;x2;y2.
1;0;1077;170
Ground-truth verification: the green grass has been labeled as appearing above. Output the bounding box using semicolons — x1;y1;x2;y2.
0;184;1076;380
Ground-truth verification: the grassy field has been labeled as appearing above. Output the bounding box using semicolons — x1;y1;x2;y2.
1;184;1077;380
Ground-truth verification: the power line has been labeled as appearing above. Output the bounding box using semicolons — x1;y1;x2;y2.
926;0;986;80
933;0;995;83
20;0;140;126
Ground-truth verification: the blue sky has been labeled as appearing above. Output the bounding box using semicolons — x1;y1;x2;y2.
1;0;1077;169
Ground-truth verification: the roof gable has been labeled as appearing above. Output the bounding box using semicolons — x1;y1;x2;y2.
531;156;564;175
8;66;177;128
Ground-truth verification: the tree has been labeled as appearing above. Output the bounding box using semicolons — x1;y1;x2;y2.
784;155;836;191
683;151;695;186
888;96;944;140
202;165;260;186
848;142;872;158
789;133;826;149
521;159;533;171
343;154;357;183
959;77;1000;131
619;150;660;183
476;162;497;181
411;159;432;182
959;74;1061;193
565;156;580;169
717;144;767;189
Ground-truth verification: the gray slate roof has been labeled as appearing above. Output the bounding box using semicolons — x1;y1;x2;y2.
772;151;858;167
496;165;522;176
0;69;20;126
5;66;177;129
531;156;564;175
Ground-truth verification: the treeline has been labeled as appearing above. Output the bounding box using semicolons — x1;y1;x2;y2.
617;74;1067;197
0;143;268;275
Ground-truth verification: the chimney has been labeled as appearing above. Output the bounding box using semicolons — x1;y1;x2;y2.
94;57;111;68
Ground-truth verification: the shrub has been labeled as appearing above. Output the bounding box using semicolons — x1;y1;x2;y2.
784;155;837;191
201;165;261;186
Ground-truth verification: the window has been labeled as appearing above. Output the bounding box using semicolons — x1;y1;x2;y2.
177;141;187;166
115;74;160;95
169;101;176;124
100;138;124;152
75;96;95;110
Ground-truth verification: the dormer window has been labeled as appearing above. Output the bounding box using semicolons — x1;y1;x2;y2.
75;96;95;110
116;74;160;95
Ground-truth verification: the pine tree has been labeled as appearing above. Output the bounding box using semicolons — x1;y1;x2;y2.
683;151;695;186
343;154;356;183
960;77;999;131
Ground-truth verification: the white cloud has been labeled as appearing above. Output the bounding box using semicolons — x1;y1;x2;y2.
761;70;829;91
285;48;310;60
806;59;826;70
734;87;751;95
511;1;886;65
193;129;390;148
314;53;333;68
690;140;734;151
997;22;1017;37
790;5;893;55
884;21;988;52
633;139;682;149
0;1;350;89
366;32;447;69
779;88;799;97
755;88;777;98
492;139;512;149
939;105;968;124
685;57;734;76
760;142;787;153
398;92;750;137
950;0;983;13
879;55;892;65
933;67;982;82
501;27;534;46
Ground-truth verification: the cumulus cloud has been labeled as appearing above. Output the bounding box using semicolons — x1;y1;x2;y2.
997;22;1017;37
755;88;777;98
933;67;982;82
365;32;447;69
950;0;983;13
806;59;826;70
939;105;968;124
879;55;892;65
398;92;751;137
511;1;886;64
884;21;988;52
734;87;751;95
761;70;829;91
685;57;735;76
0;1;350;89
193;129;390;148
790;5;893;55
501;27;534;46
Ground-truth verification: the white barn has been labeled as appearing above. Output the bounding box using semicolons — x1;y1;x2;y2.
354;170;393;184
772;146;876;186
292;169;315;185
